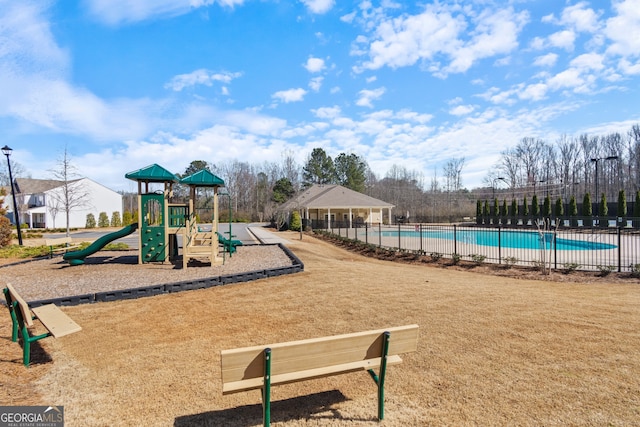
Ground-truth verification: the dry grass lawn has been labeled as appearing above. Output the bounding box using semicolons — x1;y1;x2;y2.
2;232;640;426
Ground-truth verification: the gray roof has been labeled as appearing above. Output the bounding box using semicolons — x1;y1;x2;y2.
283;184;394;210
13;178;75;194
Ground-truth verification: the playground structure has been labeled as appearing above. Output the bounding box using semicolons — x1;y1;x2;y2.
64;163;232;267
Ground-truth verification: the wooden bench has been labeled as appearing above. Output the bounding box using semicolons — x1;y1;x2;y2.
45;237;82;258
3;283;82;366
221;324;418;426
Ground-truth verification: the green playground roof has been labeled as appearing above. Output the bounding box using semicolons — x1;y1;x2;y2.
125;164;179;182
180;169;225;187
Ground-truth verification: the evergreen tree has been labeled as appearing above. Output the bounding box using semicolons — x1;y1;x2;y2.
618;190;627;216
111;211;122;227
272;178;295;204
511;199;518;217
501;199;507;217
289;210;302;231
302;148;335;187
569;195;578;216
583;193;592;216
123;210;133;225
334;153;368;192
555;198;564;217
600;193;608;216
86;213;96;228
98;212;109;227
532;194;540;216
543;195;552;217
523;196;529;216
635;191;640;218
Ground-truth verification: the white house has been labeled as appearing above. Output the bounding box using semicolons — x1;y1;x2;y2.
3;177;122;229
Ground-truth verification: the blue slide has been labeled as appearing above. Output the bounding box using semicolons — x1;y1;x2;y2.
63;223;138;266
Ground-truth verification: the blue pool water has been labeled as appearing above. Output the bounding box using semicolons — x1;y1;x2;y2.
380;229;617;250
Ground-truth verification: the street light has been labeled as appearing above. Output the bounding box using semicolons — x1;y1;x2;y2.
492;177;506;198
2;145;23;246
591;156;618;217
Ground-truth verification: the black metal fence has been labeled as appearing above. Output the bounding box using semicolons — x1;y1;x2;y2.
310;221;640;273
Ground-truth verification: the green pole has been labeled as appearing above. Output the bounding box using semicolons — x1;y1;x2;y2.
263;348;272;427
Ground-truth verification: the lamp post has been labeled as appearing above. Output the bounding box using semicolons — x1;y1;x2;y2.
591;156;618;217
2;145;22;246
492;177;506;198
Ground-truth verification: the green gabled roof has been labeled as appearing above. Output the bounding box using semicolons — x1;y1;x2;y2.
125;164;179;182
180;169;225;187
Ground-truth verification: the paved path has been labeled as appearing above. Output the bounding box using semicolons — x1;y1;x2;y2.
247;224;291;245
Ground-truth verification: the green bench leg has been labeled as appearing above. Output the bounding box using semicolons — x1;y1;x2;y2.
367;331;391;421
263;348;272;427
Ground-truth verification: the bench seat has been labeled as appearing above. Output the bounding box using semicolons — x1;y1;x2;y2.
3;283;81;366
221;324;418;426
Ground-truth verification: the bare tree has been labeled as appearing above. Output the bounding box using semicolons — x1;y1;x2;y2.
49;146;90;236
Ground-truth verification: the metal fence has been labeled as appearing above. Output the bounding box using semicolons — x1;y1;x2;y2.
311;221;640;273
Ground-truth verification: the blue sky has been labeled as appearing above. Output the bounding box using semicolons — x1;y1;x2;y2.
1;0;639;192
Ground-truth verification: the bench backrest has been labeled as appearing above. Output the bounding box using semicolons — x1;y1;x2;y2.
221;324;418;387
45;237;73;246
5;283;33;327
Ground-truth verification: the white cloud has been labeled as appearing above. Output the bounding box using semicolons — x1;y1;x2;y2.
533;53;558;68
164;69;242;91
301;0;335;14
355;87;386;108
559;2;600;33
312;106;341;119
309;76;324;92
604;0;640;57
570;53;604;71
271;88;307;103
304;57;326;73
449;105;475;116
548;30;576;50
84;0;246;25
519;83;548;101
619;58;640;75
353;4;528;77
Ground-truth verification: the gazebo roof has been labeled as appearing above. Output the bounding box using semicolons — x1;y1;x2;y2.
180;169;225;187
125;164;179;183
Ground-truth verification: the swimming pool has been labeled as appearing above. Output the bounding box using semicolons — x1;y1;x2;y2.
380;229;617;250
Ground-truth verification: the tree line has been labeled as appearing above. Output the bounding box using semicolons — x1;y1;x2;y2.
485;124;640;206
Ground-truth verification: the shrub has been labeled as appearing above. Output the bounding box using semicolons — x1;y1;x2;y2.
429;252;442;262
111;211;122;227
451;253;462;265
98;212;110;227
86;213;96;229
630;263;640;278
470;254;486;264
563;262;580;273
0;216;12;247
596;265;614;276
122;210;133;225
503;256;518;268
289;211;302;231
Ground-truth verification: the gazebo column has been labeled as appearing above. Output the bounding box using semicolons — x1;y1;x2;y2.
327;208;331;229
369;208;373;225
349;208;353;228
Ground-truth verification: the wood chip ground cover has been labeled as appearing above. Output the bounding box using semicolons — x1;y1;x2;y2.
1;231;639;426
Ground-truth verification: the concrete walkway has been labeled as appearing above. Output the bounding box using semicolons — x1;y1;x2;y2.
247;224;290;245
